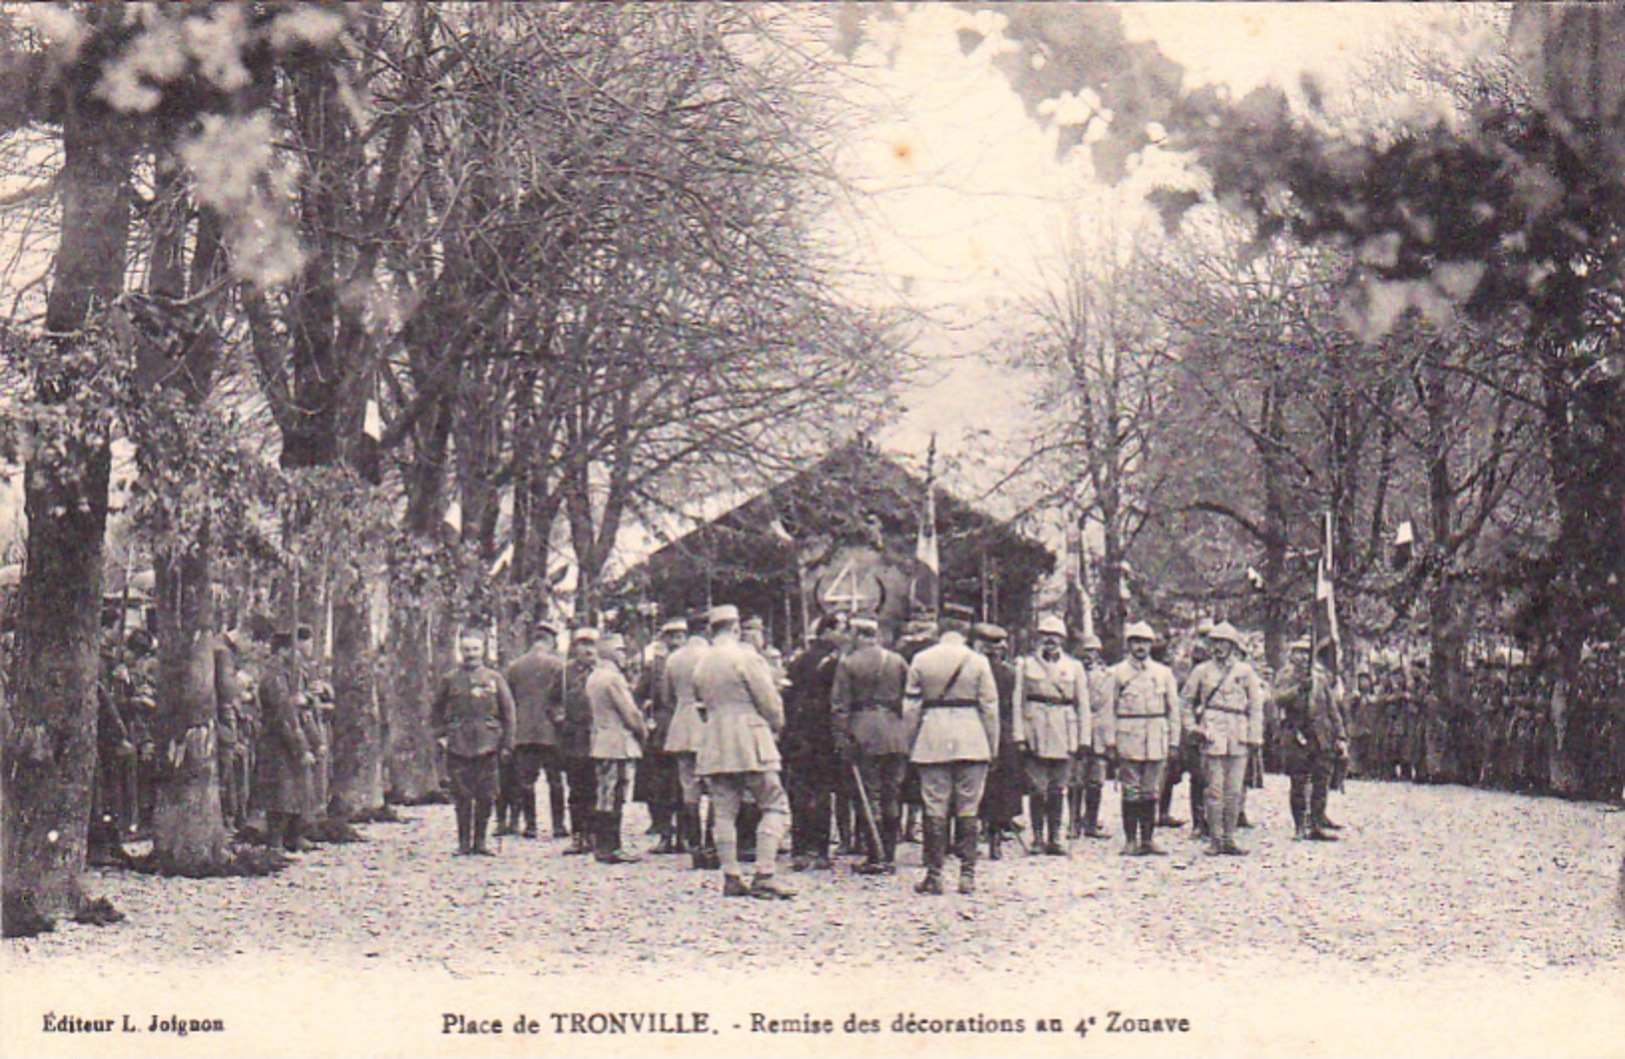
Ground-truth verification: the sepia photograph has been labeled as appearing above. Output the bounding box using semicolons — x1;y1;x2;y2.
0;3;1621;1057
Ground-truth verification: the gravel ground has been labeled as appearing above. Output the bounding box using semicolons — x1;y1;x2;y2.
7;778;1622;982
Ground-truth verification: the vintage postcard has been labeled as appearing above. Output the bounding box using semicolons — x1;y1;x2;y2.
2;3;1622;1058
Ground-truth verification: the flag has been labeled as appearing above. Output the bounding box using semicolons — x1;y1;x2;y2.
911;435;940;619
1392;518;1415;570
1062;514;1092;640
1314;512;1340;671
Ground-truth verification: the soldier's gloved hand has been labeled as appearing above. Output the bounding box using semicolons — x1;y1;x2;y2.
139;742;155;762
1014;740;1028;754
303;752;317;767
117;740;136;758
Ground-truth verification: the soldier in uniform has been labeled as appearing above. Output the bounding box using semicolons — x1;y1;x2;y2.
1184;622;1265;856
783;613;845;872
1100;621;1182;856
662;610;715;868
973;623;1023;859
1173;621;1213;837
301;677;334;830
587;632;647;864
257;624;317;852
213;630;250;831
559;628;601;855
431;630;517;856
1275;637;1346;841
694;605;795;899
1074;633;1113;840
903;603;999;896
831;614;910;874
634;617;688;853
500;619;564;839
90;626;137;865
1013;614;1089;856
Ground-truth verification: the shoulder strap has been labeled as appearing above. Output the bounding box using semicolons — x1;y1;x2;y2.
939;653;971;700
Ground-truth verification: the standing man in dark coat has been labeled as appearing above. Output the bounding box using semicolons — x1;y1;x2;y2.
431;629;516;856
831;615;911;874
971;623;1022;860
558;627;601;856
257;624;317;852
499;619;564;839
1275;637;1347;842
635;617;688;853
783;613;846;872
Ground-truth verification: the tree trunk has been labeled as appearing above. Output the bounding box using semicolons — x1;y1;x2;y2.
385;602;440;801
150;543;229;871
328;569;383;818
1;83;133;929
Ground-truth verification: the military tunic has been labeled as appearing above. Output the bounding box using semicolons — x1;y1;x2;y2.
1012;653;1090;758
432;665;517;802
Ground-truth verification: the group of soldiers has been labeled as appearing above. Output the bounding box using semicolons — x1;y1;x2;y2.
424;599;1358;901
90;616;335;863
82;589;1617;891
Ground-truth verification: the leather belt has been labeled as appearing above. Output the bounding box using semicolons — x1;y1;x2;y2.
923;699;979;710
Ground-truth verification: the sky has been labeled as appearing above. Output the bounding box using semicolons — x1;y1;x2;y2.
825;3;1450;496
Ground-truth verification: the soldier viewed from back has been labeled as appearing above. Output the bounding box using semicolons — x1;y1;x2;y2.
1184;622;1265;856
257;623;317;853
1275;638;1347;842
559;628;601;856
635;617;689;854
694;605;795;900
1101;621;1183;857
1013;614;1089;856
903;603;999;896
662;609;715;869
1075;632;1113;840
831;615;910;875
499;619;564;840
783;612;846;872
972;623;1022;860
587;632;647;864
431;629;516;856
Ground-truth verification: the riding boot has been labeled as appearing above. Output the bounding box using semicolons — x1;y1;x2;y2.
914;817;945;895
1029;793;1048;854
453;798;472;854
956;816;980;894
1084;784;1109;838
266;811;286;851
1140;800;1167;855
1120;798;1139;855
1068;785;1084;839
471;798;495;854
521;789;538;838
987;825;1003;861
1045;793;1068;855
